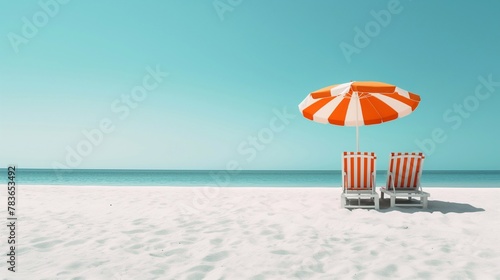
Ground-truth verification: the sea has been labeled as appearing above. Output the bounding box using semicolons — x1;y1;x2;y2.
3;169;500;188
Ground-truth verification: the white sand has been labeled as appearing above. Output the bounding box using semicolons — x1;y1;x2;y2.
2;186;500;279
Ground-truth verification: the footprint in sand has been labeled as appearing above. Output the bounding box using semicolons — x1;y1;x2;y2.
122;229;147;234
149;252;164;258
56;271;71;277
351;245;365;252
179;240;196;245
33;240;63;249
147;238;162;243
270;250;291;255
273;234;285;240
424;259;442;266
188;265;214;273
249;274;266;280
269;223;281;230
478;249;495;258
30;236;51;243
217;219;232;225
260;229;273;235
203;228;231;233
128;244;143;250
65;261;84;270
313;251;329;260
149;269;165;276
210;238;223;245
185;273;205;280
180;221;203;228
132;218;148;225
163;248;188;257
375;264;398;277
441;244;451;253
203;251;229;262
185;264;224;280
417;271;432;278
448;270;475;279
90;260;109;268
17;246;30;254
64;239;87;247
154;229;171;235
294;270;314;279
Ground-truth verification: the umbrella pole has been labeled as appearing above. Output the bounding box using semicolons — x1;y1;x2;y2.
356;124;359;152
355;91;359;152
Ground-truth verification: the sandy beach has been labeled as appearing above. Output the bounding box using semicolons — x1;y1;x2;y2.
3;185;500;279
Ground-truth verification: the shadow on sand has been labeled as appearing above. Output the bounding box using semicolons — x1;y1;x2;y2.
379;199;485;214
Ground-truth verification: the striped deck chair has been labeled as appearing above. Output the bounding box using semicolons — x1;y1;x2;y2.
341;152;379;210
380;152;430;208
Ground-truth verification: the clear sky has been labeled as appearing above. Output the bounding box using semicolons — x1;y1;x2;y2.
1;0;499;170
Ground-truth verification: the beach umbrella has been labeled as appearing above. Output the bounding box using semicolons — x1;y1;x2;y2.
298;81;420;151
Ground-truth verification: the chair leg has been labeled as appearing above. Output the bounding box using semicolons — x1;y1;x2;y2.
422;197;428;209
374;196;379;210
381;192;384;199
390;196;396;208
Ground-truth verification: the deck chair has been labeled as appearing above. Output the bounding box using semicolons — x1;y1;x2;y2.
380;152;430;208
341;152;379;210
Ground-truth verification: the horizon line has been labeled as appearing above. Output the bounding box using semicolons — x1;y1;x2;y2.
3;168;500;172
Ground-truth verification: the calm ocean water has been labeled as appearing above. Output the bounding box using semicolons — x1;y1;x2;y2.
3;169;500;188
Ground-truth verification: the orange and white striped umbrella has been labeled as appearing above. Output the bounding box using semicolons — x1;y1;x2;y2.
298;81;421;151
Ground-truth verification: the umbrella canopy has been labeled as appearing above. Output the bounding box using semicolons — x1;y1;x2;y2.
298;81;421;151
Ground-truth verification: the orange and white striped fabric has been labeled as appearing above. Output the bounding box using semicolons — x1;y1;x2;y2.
342;152;376;191
299;81;420;126
386;152;425;189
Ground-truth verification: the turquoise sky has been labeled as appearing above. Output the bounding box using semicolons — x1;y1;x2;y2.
1;0;499;170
